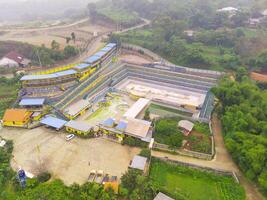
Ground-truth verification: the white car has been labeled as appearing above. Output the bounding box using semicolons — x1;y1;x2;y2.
65;134;75;141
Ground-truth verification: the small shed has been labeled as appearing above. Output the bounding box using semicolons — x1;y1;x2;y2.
178;120;194;136
154;192;174;200
129;155;148;171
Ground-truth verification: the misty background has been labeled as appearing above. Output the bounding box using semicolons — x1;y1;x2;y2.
0;0;98;23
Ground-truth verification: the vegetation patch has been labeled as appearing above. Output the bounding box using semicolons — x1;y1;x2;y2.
149;159;246;200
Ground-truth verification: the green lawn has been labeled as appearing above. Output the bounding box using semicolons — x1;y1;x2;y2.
148;103;193;117
150;159;246;200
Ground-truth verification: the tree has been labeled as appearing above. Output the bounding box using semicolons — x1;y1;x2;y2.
66;37;71;44
51;40;60;50
63;46;78;58
71;32;76;44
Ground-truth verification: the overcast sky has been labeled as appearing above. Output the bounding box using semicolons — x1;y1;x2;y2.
0;0;98;22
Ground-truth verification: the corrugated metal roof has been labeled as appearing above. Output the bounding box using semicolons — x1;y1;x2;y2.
65;120;93;132
154;192;174;200
20;69;76;81
19;98;45;106
106;43;117;48
74;63;91;70
129;155;147;171
123;98;150;119
55;69;77;77
41;116;67;129
84;55;101;64
20;74;57;81
115;121;127;131
102;118;115;128
100;46;113;52
94;51;107;58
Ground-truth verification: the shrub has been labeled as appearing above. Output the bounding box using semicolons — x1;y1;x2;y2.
123;136;147;148
37;172;51;183
139;148;151;158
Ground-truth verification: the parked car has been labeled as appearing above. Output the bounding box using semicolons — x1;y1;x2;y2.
88;170;96;182
95;170;104;184
65;134;75;141
102;174;110;184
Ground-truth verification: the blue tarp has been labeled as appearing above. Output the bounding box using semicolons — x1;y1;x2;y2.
102;118;115;128
41;116;68;129
74;63;91;70
115;121;127;131
19;98;45;106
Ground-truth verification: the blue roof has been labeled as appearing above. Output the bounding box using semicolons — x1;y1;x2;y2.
106;43;116;48
94;51;107;58
74;63;91;70
41;116;68;129
116;121;127;131
20;74;57;81
84;55;101;64
20;69;77;81
102;118;115;127
19;98;45;106
100;46;113;52
55;69;77;77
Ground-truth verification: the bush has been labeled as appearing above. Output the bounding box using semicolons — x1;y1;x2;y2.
139;148;151;158
123;136;147;148
37;172;51;183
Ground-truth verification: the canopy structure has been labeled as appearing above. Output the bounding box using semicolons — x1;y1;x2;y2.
154;192;174;200
19;98;45;106
115;121;128;132
41;116;67;130
178;120;194;132
102;118;115;128
123;98;150;119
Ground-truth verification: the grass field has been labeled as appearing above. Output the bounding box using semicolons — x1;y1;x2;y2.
148;103;193;118
0;79;19;117
150;159;246;200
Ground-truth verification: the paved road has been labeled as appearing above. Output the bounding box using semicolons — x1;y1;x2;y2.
152;114;266;200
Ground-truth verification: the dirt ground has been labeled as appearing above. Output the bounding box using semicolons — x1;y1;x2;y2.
0;126;140;186
250;72;267;82
0;20;112;50
119;54;153;65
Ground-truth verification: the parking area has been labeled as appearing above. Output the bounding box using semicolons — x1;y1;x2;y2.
0;127;140;185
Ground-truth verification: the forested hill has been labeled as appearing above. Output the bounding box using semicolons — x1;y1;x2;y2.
212;71;267;195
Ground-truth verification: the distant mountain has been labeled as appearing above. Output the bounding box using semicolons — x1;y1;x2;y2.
0;0;98;23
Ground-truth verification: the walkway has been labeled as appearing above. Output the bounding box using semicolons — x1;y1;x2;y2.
152;114;265;200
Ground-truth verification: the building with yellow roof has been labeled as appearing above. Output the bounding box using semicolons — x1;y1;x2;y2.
2;109;32;127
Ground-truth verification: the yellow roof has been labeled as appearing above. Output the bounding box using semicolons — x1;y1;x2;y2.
3;109;32;122
104;181;119;194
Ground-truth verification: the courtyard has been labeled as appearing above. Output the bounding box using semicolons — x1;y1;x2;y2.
0;126;140;186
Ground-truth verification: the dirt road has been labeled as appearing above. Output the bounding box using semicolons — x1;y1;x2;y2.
152;114;266;200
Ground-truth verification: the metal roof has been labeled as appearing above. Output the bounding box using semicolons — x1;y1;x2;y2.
129;155;147;171
100;46;113;52
178;120;194;132
106;43;117;48
20;69;77;81
115;121;127;131
64;99;91;117
19;98;45;106
84;55;101;64
65;120;93;132
154;193;174;200
41;116;67;129
123;98;150;119
102;118;115;128
20;74;57;81
94;51;107;58
74;63;91;70
55;69;77;77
